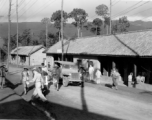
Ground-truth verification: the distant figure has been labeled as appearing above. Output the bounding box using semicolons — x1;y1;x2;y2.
95;68;102;84
128;72;133;86
136;74;141;83
89;64;94;81
128;73;133;82
140;75;145;83
0;65;8;89
111;68;119;90
21;67;29;94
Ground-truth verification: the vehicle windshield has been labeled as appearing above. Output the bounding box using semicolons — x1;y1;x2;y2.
62;64;77;69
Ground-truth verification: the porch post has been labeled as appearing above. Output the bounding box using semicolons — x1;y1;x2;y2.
133;64;137;88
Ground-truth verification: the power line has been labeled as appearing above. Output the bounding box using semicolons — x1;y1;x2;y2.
113;0;150;19
129;6;152;17
26;0;53;18
11;0;31;17
112;0;143;17
18;0;25;7
0;0;7;15
112;0;121;6
19;0;38;18
26;0;57;19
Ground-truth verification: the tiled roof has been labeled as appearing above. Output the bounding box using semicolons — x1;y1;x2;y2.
11;45;44;56
47;29;152;57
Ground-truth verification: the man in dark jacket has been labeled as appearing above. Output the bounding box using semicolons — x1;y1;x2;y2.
0;65;8;89
52;63;61;91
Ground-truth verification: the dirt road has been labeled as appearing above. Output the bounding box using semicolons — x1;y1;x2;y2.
6;65;152;120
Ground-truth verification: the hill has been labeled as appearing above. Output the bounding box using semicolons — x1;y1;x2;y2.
0;21;152;45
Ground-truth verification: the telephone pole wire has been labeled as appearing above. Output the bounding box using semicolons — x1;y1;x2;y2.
61;0;64;61
7;0;12;69
110;0;112;34
16;0;19;66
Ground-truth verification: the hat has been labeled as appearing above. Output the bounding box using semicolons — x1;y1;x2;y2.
32;67;37;70
23;67;28;69
54;63;59;68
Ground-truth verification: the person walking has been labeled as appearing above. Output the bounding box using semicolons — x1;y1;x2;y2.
21;67;30;94
52;63;61;91
78;65;86;87
41;63;49;90
95;68;102;84
111;68;119;90
31;67;47;102
89;64;94;81
0;64;8;89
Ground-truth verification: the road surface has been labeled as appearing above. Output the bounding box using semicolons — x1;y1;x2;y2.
5;65;152;120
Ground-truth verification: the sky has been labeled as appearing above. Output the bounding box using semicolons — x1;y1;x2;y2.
0;0;152;23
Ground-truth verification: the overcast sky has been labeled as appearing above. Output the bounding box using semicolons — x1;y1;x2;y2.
0;0;152;22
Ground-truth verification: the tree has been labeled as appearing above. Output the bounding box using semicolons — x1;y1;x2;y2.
20;29;32;46
69;8;88;38
104;17;110;34
39;30;59;47
51;10;68;40
96;4;109;35
92;18;102;35
41;17;50;47
112;16;130;33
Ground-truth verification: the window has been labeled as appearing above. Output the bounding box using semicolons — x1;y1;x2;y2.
20;56;26;63
11;55;16;60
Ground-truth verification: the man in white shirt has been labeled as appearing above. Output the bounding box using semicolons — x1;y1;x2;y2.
89;64;94;81
31;67;47;102
128;73;133;87
41;63;49;89
95;68;102;84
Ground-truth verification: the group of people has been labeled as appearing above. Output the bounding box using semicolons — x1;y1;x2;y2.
88;63;102;84
21;62;61;102
21;63;48;102
128;72;145;85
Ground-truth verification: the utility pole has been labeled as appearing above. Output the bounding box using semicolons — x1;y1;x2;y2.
61;0;64;61
46;23;48;48
109;0;112;34
16;0;19;66
7;0;12;69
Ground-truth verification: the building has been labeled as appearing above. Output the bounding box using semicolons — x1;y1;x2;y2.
45;29;152;85
10;45;46;66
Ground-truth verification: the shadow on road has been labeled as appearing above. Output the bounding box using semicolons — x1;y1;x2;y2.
0;99;48;120
140;91;152;95
32;98;123;120
105;83;113;88
5;80;21;90
0;93;16;102
81;82;88;112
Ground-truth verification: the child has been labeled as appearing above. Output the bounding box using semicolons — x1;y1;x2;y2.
21;67;29;95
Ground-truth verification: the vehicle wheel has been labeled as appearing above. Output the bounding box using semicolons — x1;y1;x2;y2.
63;77;69;87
